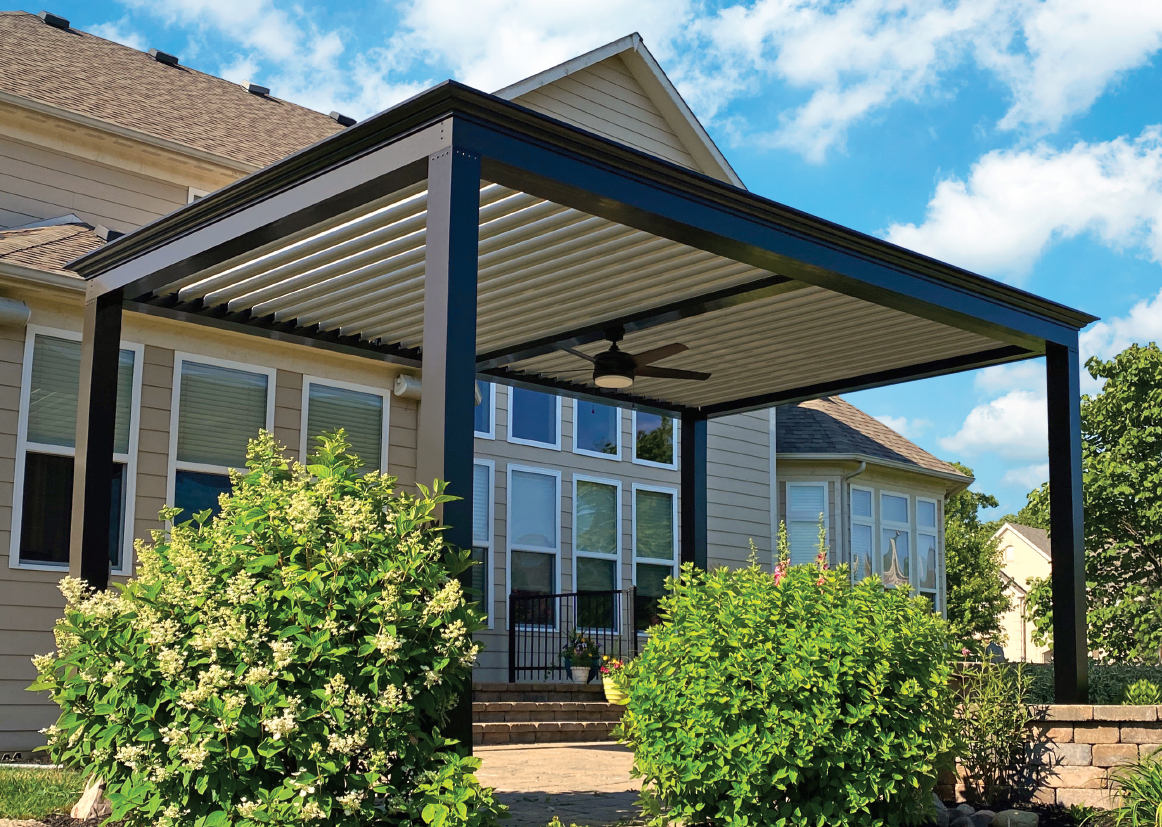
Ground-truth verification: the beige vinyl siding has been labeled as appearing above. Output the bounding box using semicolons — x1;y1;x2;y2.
707;411;773;571
388;395;418;491
135;345;172;543
275;369;302;460
0;135;186;231
511;56;700;171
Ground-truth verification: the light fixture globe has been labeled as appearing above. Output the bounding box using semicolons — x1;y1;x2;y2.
592;344;636;388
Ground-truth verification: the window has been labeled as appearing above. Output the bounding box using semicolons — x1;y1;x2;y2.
170;355;274;522
11;329;140;573
508;387;560;449
632;410;675;468
474;381;495;438
573;399;620;459
301;377;388;471
633;485;676;632
471;461;494;625
507;466;560;627
786;482;828;566
850;485;874;582
880;492;911;589
916;497;939;609
574;477;621;629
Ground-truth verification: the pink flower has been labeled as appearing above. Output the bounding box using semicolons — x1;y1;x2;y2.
961;647;971;657
773;561;788;587
816;576;826;586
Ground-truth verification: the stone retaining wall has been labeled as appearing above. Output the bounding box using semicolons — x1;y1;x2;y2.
1025;704;1161;808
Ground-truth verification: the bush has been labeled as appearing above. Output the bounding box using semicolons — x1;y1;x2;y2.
1020;663;1162;705
31;431;504;827
1104;748;1162;827
618;535;961;827
1123;679;1162;705
957;662;1036;806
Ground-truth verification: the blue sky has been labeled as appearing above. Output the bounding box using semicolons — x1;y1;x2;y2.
29;0;1162;516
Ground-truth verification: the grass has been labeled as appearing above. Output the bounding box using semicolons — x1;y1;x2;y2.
0;766;85;820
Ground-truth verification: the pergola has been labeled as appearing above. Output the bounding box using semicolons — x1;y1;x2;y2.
67;81;1096;745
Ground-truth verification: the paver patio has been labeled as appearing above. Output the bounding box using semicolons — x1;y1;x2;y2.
476;742;644;826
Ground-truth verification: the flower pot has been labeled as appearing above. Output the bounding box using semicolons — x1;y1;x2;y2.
603;676;628;705
571;665;591;683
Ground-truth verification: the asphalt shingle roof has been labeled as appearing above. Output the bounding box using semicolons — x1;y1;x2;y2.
1008;523;1050;556
0;11;344;168
0;223;102;275
776;396;970;480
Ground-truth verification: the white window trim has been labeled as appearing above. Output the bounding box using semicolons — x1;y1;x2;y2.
167;353;277;518
505;463;562;629
849;483;875;583
879;490;913;590
473;459;495;630
187;187;210;203
916;495;942;611
571;398;622;461
474;381;495;440
630;410;677;470
787;480;829;564
9;326;143;575
506;388;562;450
299;375;391;470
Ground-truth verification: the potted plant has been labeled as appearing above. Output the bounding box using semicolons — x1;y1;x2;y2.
561;632;599;683
601;655;628;704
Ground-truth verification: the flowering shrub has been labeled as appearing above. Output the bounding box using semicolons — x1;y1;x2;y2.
619;529;961;827
31;431;504;827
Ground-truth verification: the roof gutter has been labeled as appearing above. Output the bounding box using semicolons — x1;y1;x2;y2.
778;452;974;493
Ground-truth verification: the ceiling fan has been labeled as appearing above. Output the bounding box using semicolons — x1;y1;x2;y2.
563;327;711;389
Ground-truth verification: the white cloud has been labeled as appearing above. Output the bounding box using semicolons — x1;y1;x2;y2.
89;19;147;51
1080;287;1162;363
873;414;931;438
939;389;1046;460
884;127;1162;279
1001;462;1049;489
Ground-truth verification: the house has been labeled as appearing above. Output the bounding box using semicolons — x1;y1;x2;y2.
994;522;1052;663
0;10;1049;750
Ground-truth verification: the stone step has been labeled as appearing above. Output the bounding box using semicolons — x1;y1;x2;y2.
473;720;619;746
473;701;625;723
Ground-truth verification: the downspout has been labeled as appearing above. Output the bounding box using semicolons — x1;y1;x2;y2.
839;461;867;569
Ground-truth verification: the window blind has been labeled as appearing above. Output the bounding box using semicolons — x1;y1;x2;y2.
472;464;490;545
510;470;556;548
306;383;383;470
177;361;268;469
635;489;674;560
787;482;826;566
576;480;617;555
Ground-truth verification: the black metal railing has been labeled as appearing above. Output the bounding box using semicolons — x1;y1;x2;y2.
508;588;638;683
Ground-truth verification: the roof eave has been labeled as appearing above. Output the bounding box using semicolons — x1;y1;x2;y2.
776;451;974;492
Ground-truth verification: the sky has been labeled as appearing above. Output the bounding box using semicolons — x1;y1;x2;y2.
28;0;1162;517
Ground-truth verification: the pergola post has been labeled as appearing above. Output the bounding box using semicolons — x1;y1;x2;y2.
1046;339;1088;703
416;147;481;753
680;411;708;570
68;289;123;591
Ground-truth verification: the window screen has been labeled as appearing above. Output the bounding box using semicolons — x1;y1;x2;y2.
306;382;383;470
177;361;268;468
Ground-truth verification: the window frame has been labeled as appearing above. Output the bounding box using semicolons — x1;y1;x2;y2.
630;410;677;470
9;325;143;575
786;480;829;565
916;495;942;612
849;483;875;583
572;473;622;584
631;482;678;614
879;489;913;590
505;463;562;630
472;459;495;630
299;375;390;470
474;380;496;440
571;398;622;461
166;352;277;520
506;387;561;450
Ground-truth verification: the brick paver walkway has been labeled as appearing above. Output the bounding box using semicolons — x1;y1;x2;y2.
476;742;645;826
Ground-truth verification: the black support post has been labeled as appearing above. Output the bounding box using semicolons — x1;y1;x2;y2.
68;289;124;592
1046;339;1088;703
417;146;481;753
680;411;708;570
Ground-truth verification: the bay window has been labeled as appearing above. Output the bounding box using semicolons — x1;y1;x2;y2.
507;465;560;626
850;486;874;582
633;484;676;632
301;377;388;471
917;498;940;607
12;329;140;573
880;492;911;588
508;387;560;449
573;476;620;629
848;486;943;612
170;355;274;520
573;399;620;459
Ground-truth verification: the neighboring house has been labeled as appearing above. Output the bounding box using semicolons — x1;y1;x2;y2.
994;522;1052;663
0;11;953;749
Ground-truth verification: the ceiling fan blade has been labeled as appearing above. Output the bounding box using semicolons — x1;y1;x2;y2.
562;346;597;363
630;343;688;367
635;366;711;381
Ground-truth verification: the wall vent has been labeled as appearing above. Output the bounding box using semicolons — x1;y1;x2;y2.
329;111;357;127
246;82;270;97
37;10;69;30
149;48;179;66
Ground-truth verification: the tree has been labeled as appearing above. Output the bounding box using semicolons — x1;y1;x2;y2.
1024;344;1162;663
944;462;1011;645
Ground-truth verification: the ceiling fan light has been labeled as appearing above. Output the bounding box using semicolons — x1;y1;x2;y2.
593;370;634;389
